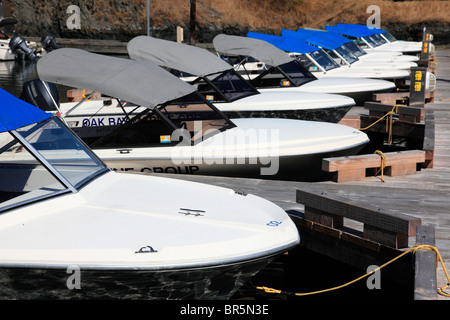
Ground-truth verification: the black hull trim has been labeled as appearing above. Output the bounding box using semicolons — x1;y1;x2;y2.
0;254;284;300
223;106;352;123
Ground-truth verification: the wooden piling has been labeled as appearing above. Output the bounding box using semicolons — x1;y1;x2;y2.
414;226;438;300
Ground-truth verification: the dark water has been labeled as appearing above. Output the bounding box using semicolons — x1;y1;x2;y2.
232;246;413;301
0;60;38;97
0;60;72;100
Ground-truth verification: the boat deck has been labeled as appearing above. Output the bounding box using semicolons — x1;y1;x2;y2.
140;47;450;299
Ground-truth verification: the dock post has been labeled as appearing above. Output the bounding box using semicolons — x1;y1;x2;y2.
410;67;428;107
414;225;438;300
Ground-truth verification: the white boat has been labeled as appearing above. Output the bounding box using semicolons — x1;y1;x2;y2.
0;18;18;60
0;38;14;60
325;24;423;55
32;48;369;181
335;24;424;51
127;35;357;123
281;29;418;70
0;86;300;299
374;27;424;52
213;34;396;105
0;18;40;61
294;27;419;63
247;32;410;81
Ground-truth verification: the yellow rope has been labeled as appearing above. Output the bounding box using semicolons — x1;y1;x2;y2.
435;88;450;101
358;104;400;144
412;245;450;297
256;244;450;298
81;89;91;101
374;150;386;182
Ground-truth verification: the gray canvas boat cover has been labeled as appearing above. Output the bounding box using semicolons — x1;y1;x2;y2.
127;36;232;77
213;34;294;67
37;48;196;108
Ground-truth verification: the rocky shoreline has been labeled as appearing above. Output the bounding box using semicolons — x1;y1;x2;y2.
14;21;450;47
7;1;450;45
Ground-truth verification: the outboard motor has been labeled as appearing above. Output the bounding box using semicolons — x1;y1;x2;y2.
20;79;60;112
41;35;62;52
9;35;38;62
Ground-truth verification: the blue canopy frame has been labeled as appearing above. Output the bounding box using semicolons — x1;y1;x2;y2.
326;24;385;38
247;32;318;54
281;29;344;50
0;88;51;133
337;23;386;35
296;28;353;44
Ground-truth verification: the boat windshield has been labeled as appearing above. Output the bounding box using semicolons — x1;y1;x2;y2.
220;55;262;70
0;116;107;212
371;34;387;45
334;46;359;64
222;55;266;77
89;92;236;148
250;60;317;88
362;35;381;47
192;69;260;102
291;54;318;73
343;41;367;57
160;92;236;144
308;50;340;71
381;32;397;42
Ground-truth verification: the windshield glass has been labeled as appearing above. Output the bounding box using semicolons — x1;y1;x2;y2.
308;50;340;71
343;41;367;57
90;92;235;147
17;117;107;186
334;46;359;64
371;34;387;45
194;69;259;102
251;60;316;87
0;117;107;212
293;54;321;73
221;55;265;75
159;92;236;145
382;32;397;42
362;35;380;47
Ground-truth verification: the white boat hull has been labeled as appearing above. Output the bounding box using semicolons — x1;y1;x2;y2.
101;144;366;181
344;60;417;70
0;170;300;299
214;90;355;123
59;89;356;125
359;52;419;62
0;39;14;60
313;67;410;80
1;50;304;299
372;43;422;54
89;118;369;180
258;77;396;106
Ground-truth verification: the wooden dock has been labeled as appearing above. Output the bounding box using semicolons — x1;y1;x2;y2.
137;47;450;300
28;37;129;55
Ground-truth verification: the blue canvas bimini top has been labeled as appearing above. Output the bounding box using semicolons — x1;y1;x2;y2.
0;88;51;133
247;32;318;54
337;24;386;35
281;29;344;50
296;28;353;45
327;24;386;38
326;25;372;38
